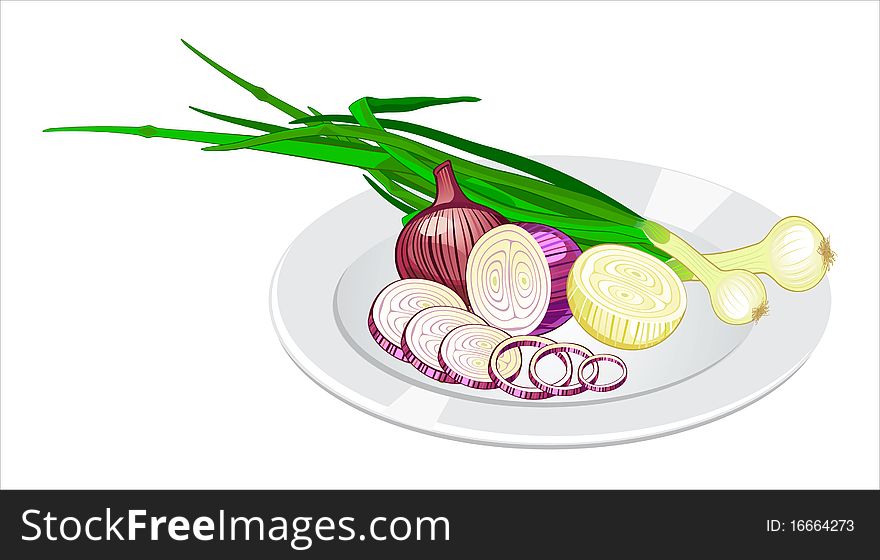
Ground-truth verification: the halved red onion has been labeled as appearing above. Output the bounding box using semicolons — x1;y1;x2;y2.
402;306;487;383
368;278;466;360
528;342;599;397
577;354;628;392
439;324;521;389
488;336;571;400
466;223;581;336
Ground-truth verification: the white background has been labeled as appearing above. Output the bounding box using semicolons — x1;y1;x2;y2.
2;1;878;489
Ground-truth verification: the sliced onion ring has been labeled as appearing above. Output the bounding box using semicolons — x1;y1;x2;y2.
489;336;571;400
577;354;628;392
528;343;599;397
369;279;466;360
439;324;521;389
402;306;487;383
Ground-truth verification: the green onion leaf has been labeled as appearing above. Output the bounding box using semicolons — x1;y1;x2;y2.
190;106;288;133
362;174;417;214
289;113;641;225
362;96;480;114
180;39;309;120
44;125;403;170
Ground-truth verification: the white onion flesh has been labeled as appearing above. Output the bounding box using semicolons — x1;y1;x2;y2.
710;269;768;325
708;216;831;292
466;224;552;336
567;244;687;350
402;306;487;382
439;324;521;389
369;278;466;360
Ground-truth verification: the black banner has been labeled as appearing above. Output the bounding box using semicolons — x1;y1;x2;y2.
1;490;876;557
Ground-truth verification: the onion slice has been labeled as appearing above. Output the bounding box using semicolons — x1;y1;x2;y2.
439;324;521;389
489;336;571;400
369;278;466;360
577;354;628;392
402;306;487;383
567;244;687;350
467;223;581;336
528;343;599;397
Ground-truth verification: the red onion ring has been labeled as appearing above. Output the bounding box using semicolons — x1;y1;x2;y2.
488;336;571;400
368;278;466;361
402;306;487;384
577;354;628;392
438;324;521;390
528;343;599;397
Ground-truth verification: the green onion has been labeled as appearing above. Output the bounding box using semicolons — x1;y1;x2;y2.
42;124;407;171
290;112;637;220
48;38;802;318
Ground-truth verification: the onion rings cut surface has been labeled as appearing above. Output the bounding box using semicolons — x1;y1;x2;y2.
489;336;570;400
369;278;466;360
567;244;687;350
466;224;553;336
439;324;521;389
528;343;598;397
402;306;487;382
578;354;628;392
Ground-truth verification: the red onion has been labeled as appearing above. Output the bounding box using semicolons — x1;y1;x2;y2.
577;354;628;392
395;161;507;305
528;342;598;397
466;223;581;336
438;324;521;389
401;306;487;383
368;278;467;360
488;336;571;400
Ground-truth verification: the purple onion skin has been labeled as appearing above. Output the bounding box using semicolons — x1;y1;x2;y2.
487;337;557;400
395;161;506;305
367;312;407;361
515;222;582;335
439;350;505;390
399;338;456;384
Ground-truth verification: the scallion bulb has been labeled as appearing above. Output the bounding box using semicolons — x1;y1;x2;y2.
668;216;834;293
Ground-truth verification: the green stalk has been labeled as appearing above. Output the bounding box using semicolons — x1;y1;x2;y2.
202;123;628;220
347;99;557;219
348;98;436;186
183;105;654;247
355;96;481;113
362;171;427;210
43;125;409;172
90;40;637;225
181;39;309;120
666;259;694;280
42;123;556;224
46;41;681;273
348;97;577;217
378;169;658;254
182;40;414;211
199;124;529;212
189;106;288;133
641;221;768;324
291;113;640;220
363;175;417;213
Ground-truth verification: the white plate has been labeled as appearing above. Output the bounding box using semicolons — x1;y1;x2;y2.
270;156;830;448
